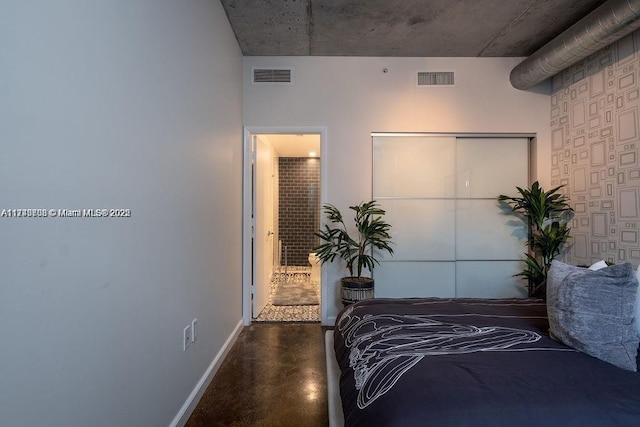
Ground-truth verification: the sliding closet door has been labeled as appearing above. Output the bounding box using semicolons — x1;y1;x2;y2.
454;138;529;297
373;135;457;297
373;134;529;298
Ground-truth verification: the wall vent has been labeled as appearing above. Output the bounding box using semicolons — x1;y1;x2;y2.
417;71;455;87
252;68;293;85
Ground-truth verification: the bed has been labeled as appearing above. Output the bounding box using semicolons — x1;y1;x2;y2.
331;295;640;426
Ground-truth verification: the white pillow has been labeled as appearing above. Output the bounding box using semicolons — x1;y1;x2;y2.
589;260;608;270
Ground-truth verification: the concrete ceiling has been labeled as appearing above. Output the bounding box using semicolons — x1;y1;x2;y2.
220;0;607;57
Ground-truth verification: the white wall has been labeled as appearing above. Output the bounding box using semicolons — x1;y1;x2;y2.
243;56;551;322
254;135;275;316
0;1;243;426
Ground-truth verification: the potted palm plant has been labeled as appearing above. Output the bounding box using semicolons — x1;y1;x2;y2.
314;200;394;306
498;181;573;298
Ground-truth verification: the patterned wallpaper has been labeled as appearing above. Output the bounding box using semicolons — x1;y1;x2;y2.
550;32;640;267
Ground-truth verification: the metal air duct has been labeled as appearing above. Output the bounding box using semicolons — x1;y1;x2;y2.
510;0;640;90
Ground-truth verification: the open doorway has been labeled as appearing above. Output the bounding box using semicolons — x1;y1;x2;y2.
242;127;326;324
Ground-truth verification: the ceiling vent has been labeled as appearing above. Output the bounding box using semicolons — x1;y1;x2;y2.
417;71;455;87
252;68;293;85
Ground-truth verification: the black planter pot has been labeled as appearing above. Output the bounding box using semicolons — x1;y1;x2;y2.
341;277;374;306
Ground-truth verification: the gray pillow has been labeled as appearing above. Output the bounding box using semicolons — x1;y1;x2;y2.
547;260;639;371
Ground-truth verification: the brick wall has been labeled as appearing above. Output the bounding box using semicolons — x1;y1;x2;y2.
278;157;320;266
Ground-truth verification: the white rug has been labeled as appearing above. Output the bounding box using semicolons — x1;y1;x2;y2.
325;330;345;427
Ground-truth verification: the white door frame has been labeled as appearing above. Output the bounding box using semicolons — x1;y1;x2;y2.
242;126;328;325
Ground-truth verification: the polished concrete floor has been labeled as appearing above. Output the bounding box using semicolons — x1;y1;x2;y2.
186;323;329;427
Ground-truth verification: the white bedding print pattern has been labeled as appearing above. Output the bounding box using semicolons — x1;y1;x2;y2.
337;303;563;409
334;298;640;427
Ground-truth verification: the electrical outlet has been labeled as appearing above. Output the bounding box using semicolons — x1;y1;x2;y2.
183;325;191;351
191;318;198;343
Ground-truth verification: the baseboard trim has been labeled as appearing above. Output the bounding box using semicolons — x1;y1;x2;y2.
323;315;337;326
169;319;244;427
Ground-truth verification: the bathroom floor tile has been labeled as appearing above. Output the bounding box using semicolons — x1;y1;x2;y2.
255;267;320;322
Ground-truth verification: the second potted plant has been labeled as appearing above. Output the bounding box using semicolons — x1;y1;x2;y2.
498;181;573;298
314;200;394;306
